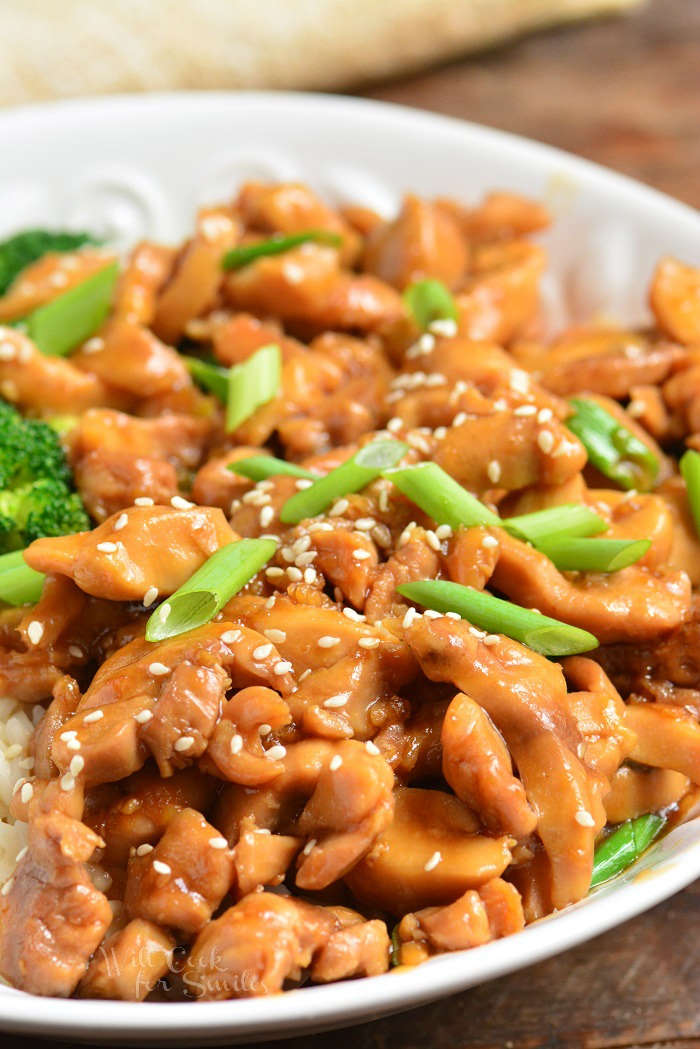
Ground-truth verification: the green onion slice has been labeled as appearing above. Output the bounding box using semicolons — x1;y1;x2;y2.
0;549;45;607
590;814;665;888
280;439;408;525
228;456;317;482
397;579;598;656
145;538;276;642
226;343;281;433
222;230;342;271
390;925;402;967
403;279;458;330
23;261;119;357
566;397;659;491
384;462;499;531
535;537;650;573
680;449;700;538
183;356;229;402
502;504;607;545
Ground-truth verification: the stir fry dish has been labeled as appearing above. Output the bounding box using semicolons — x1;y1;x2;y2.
0;182;699;1002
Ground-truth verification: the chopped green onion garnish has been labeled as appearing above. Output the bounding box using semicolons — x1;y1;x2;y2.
403;279;458;331
0;549;45;606
397;579;598;656
222;230;342;271
280;439;408;525
226;343;281;433
503;504;607;545
566;397;659;491
680;449;700;538
183;356;230;401
535;537;650;573
23;261;119;357
390;925;402;967
384;462;499;531
145;538;276;642
228;456;317;482
590;813;665;888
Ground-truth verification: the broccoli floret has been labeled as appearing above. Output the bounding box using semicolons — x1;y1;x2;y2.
0;229;99;296
0;400;89;554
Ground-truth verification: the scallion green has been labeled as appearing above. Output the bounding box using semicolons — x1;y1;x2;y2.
590;813;665;888
502;504;607;545
280;439;408;525
680;449;700;538
403;279;458;330
397;579;598;656
383;462;499;531
145;538;277;642
226;343;281;433
0;550;45;606
183;356;230;402
222;230;342;271
23;261;119;357
535;537;650;573
566;397;659;491
228;456;317;482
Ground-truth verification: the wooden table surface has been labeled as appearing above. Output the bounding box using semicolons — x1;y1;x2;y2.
5;3;700;1049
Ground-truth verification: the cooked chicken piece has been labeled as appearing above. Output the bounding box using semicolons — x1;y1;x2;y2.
399;878;524;956
363;194;468;290
206;312;306;367
72;408;212;471
0;327;112;415
206;685;292;786
491;529;691;644
365;529;440;621
625;703;700;784
442;693;537;839
191;446;261;512
72;320;192;400
125;808;234;934
345;787;512;915
183;891;335;999
25;505;238;601
53;693;152;787
438;191;550;243
74;447;179;522
560;657;637;780
649;257;700;345
310;522;379;610
78;918;175;1001
0;249;117;321
152;206;240;344
10;775;84;825
310;915;390;982
0;812;111;997
444;526;500;589
232;816;302;896
456;241;545;344
0;644;64;704
604;765;689;824
32;674;81;779
112;242;175;326
658;477;700;586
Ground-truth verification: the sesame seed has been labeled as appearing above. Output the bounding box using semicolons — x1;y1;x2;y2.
487;460;502;484
59;730;77;742
302;838;317;856
134;709;154;724
353;549;371;560
142;586;159;609
424;850;442;872
365;740;380;755
20;782;33;805
153;860;171;876
66;738;81;751
113;513;128;532
323;695;348;708
428;318;457;337
82;336;104;354
537;430;555;454
402;607;417;629
537;408;553;423
318;636;341;648
96;541;118;553
171;495;194;510
258;724;271;735
148;662;170;676
273;660;293;675
60;773;75;792
295;478;314;490
296;551;317;567
134;496;154;506
343;607;365;622
259;505;275;528
482;535;498;549
358;637;380;649
483;634;500;646
266;566;285;579
265;744;287;761
209;837;228;850
0;342;17;361
264;628;287;643
174;736;195;752
221;629;241;644
230;733;243;754
329;755;343;771
514;404;537;416
69;644;84;659
287;566;303;581
510;369;530;394
424;609;442;620
83;709;104;724
253;643;273;660
304;568;317;584
136;843;154;856
575;810;595;827
1;879;13;896
434;426;448;440
425;530;441;551
445;611;461;621
69;755;85;776
387;418;403;433
435;524;453;540
298;669;312;683
27;621;44;646
453;412;468;427
329;498;349;517
265;596;276;609
627;400;644;418
15;846;27;862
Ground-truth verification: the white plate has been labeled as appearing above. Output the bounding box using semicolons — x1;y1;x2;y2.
1;91;699;1045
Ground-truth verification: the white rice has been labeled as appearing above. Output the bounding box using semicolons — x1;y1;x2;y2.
0;697;44;883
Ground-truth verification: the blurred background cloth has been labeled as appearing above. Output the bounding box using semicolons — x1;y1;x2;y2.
0;0;642;105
